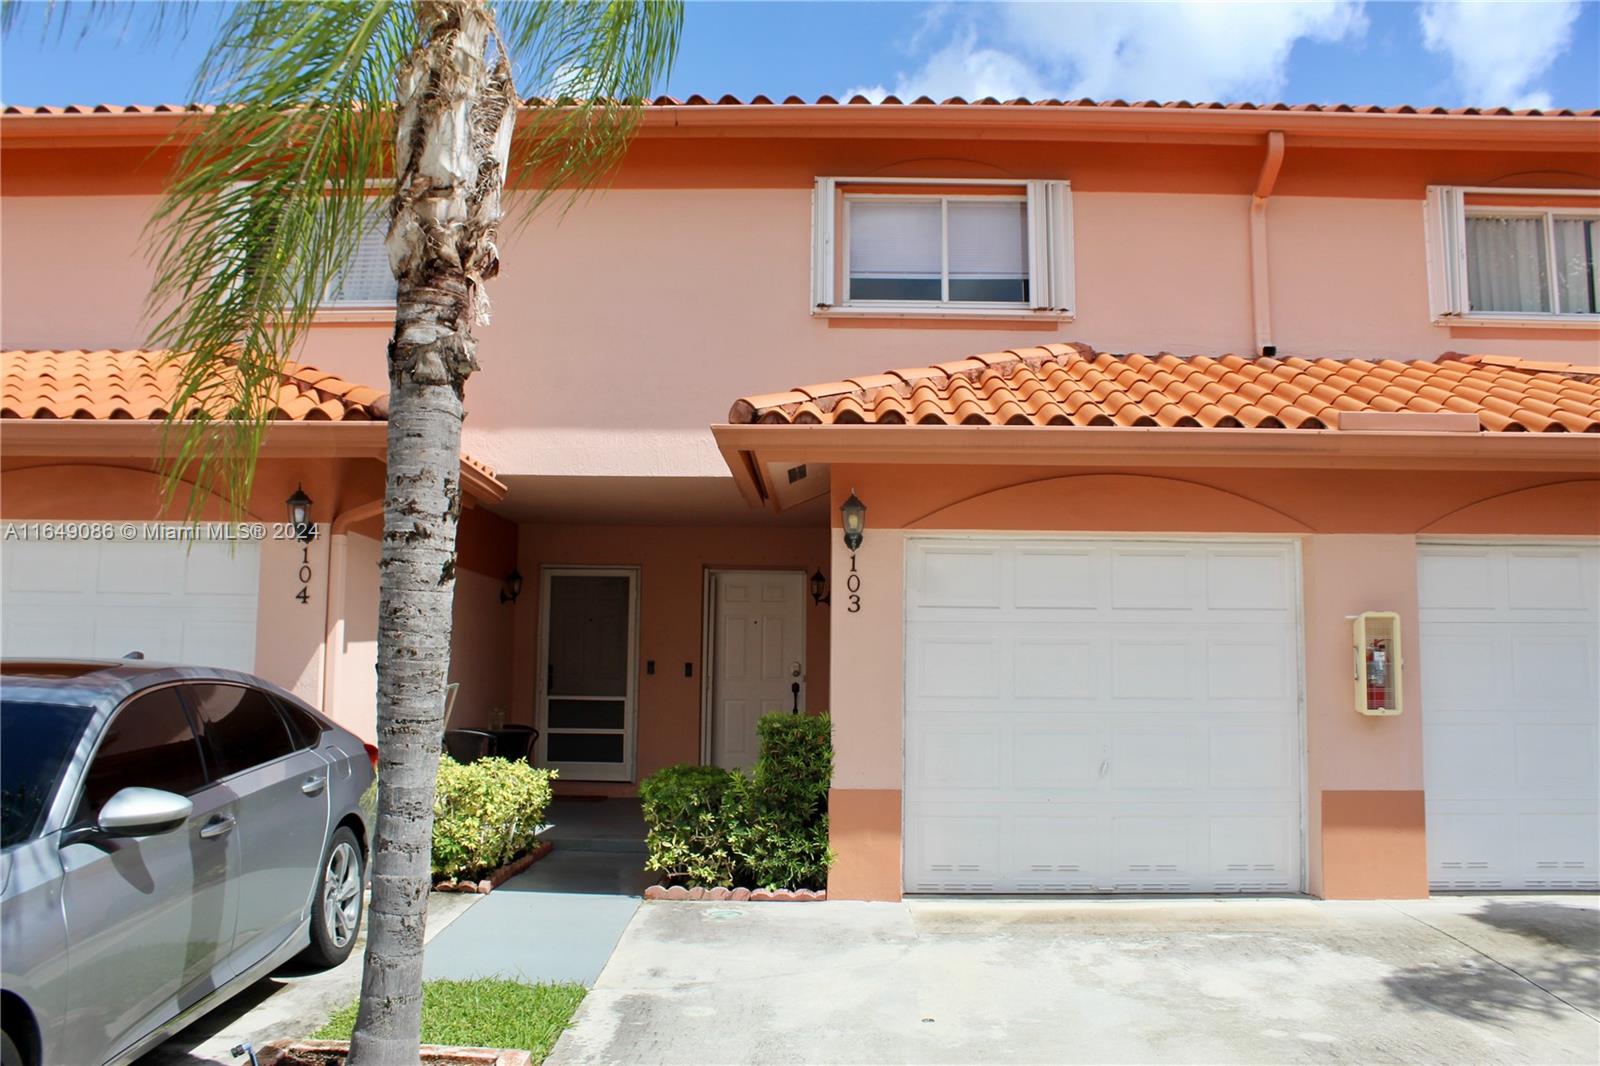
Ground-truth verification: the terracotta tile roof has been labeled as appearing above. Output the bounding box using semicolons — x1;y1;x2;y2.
4;99;1598;118
2;348;387;421
728;344;1600;434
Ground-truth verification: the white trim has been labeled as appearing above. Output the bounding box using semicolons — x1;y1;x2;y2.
900;532;1308;897
534;565;640;783
812;175;1074;318
1425;184;1600;323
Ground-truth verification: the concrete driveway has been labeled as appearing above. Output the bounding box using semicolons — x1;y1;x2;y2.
550;895;1599;1065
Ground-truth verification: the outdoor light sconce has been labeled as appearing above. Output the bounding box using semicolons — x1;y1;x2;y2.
810;568;829;605
286;484;316;544
500;569;523;605
1352;611;1403;716
840;491;867;552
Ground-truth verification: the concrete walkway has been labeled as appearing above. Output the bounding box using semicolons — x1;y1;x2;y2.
550;894;1600;1065
141;890;480;1065
421;799;654;987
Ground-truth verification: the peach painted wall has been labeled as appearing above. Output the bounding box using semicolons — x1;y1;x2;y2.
6;180;1597;487
508;522;831;794
824;464;1599;899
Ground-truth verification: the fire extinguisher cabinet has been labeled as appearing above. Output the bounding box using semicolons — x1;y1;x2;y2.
1353;611;1402;716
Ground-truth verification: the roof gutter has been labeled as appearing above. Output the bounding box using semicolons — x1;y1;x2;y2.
713;422;1600;508
1251;131;1286;358
5;106;1598;151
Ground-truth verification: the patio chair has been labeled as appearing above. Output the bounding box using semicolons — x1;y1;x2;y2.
491;725;539;762
442;728;496;764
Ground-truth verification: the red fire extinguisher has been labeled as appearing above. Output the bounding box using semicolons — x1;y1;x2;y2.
1366;637;1390;709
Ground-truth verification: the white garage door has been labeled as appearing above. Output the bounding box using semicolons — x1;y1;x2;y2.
1420;543;1600;892
1;528;259;670
904;537;1302;894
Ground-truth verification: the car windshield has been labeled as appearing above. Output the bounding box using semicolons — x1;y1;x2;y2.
2;699;93;848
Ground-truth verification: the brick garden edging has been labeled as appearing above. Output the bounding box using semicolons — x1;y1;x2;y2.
433;840;554;895
643;885;825;902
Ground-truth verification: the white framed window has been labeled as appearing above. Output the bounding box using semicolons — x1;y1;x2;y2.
322;202;397;308
811;177;1073;318
1425;186;1600;325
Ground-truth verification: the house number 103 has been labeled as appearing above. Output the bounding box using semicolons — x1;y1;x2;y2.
296;544;312;604
846;552;862;613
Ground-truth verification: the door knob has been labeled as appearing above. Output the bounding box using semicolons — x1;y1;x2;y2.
790;661;802;678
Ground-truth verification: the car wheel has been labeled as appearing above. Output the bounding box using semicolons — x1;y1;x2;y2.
1;1027;24;1066
302;826;364;968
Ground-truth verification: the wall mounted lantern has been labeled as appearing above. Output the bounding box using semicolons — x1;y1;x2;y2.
500;568;523;605
286;484;316;543
840;491;867;552
810;568;829;605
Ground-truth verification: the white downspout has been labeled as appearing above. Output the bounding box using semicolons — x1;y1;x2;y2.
1251;130;1286;357
321;497;384;725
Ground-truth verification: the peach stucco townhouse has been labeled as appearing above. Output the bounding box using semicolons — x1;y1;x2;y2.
2;96;1597;903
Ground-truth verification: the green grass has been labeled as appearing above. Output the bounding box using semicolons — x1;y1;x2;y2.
314;979;586;1062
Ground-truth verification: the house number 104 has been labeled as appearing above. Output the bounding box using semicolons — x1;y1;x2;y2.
296;544;312;604
846;551;862;613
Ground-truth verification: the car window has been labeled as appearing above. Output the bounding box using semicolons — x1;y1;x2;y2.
274;695;324;750
187;683;296;777
74;688;207;824
1;698;92;847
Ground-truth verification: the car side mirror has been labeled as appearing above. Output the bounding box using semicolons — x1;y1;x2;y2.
91;787;193;839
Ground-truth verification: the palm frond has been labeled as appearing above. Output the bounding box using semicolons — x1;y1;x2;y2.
145;0;414;521
491;0;682;220
1;0;201;48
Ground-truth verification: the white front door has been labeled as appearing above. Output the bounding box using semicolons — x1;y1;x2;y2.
536;567;638;782
1;527;259;669
1420;542;1600;891
904;537;1303;894
709;570;806;770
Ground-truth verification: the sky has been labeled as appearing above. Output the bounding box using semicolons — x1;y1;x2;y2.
1;1;1596;112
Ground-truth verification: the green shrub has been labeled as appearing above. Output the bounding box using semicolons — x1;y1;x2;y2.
432;756;555;881
638;763;742;887
639;713;833;891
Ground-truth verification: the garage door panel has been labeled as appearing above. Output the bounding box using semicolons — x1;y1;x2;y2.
1505;549;1597;611
1013;638;1097;698
911;636;1001;699
1;529;258;673
1516;722;1598;794
913;546;1003;609
1012;726;1103;790
1111;640;1192;699
906;537;1302;895
1206;640;1290;700
1014;548;1100;610
1205;550;1291;612
1421;542;1599;892
1110;549;1193;611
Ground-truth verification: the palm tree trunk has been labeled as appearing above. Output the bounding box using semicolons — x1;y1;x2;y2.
348;2;512;1062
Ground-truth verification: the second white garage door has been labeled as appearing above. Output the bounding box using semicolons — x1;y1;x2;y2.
1420;542;1599;891
1;529;260;670
904;537;1302;894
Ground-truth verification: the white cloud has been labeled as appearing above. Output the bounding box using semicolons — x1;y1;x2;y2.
847;1;1368;105
1419;0;1581;109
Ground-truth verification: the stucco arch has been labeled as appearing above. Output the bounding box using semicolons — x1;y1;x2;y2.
906;473;1315;533
1419;479;1600;536
0;462;265;522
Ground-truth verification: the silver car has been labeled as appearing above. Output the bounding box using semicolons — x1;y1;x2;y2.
0;660;377;1066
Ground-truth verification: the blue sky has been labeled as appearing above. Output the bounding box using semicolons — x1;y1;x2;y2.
3;2;1596;111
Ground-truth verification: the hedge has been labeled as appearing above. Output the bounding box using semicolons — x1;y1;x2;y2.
432;755;556;881
640;713;832;891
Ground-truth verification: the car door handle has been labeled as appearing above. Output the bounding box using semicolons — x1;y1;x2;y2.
301;775;326;796
198;815;235;840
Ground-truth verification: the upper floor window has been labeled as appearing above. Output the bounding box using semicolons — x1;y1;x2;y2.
1426;186;1599;324
322;204;397;308
812;178;1074;318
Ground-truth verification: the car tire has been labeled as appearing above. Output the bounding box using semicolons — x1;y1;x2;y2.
302;826;365;969
1;1027;25;1066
